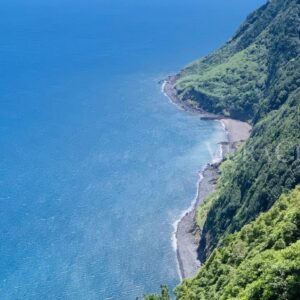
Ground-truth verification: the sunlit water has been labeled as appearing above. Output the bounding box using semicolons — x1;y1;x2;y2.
0;0;264;298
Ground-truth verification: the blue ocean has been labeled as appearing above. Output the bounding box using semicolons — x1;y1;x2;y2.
0;0;264;299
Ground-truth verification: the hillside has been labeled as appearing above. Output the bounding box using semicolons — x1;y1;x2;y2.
143;0;300;298
197;92;300;261
176;187;300;300
175;0;300;122
177;0;300;261
144;187;300;299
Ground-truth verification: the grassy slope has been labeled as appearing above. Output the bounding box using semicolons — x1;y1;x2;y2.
175;0;300;122
176;43;268;120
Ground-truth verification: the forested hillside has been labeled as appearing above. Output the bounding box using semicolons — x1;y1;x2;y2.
143;0;300;298
177;0;300;261
175;0;300;122
176;187;300;300
197;92;300;261
143;186;300;300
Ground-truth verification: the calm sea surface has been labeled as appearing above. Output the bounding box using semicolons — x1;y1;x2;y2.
0;0;264;299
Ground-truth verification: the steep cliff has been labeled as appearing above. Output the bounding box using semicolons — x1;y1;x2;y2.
143;0;300;298
176;0;300;261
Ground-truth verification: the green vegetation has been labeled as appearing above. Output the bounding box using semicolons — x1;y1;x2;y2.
176;187;300;300
199;93;300;260
138;286;171;300
143;0;300;298
176;43;268;120
144;188;300;299
175;0;300;122
195;160;233;235
194;0;300;260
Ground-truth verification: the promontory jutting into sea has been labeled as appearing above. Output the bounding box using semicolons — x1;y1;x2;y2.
0;0;284;299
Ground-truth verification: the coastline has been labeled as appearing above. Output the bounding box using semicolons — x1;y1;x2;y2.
163;75;252;279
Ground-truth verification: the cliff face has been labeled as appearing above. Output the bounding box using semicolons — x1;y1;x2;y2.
197;93;300;262
143;1;300;299
175;0;300;261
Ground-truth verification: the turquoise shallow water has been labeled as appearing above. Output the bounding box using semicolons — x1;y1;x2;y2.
0;0;264;299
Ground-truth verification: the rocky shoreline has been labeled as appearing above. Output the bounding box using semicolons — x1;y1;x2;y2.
162;75;222;120
163;75;252;279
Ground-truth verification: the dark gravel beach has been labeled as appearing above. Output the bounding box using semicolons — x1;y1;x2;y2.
163;76;252;279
